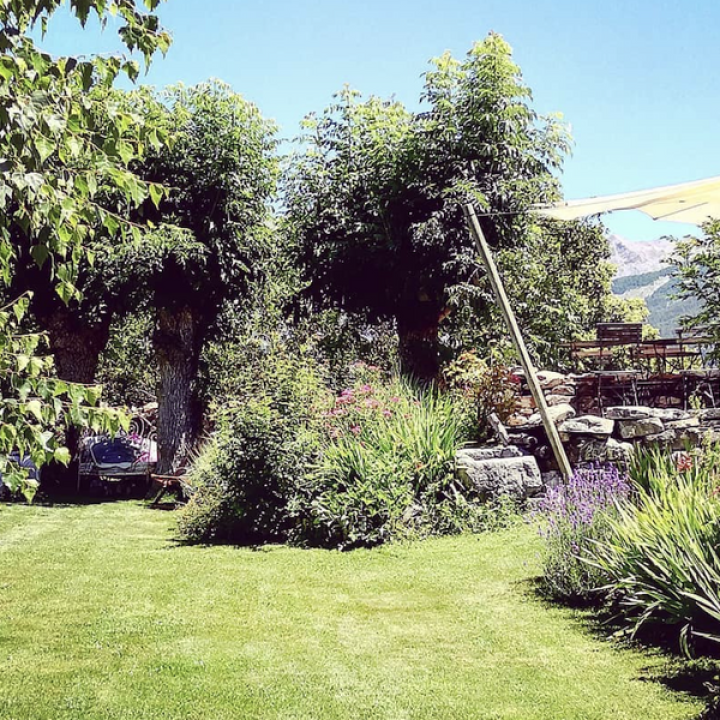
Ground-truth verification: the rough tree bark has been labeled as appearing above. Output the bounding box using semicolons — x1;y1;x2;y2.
41;308;112;489
45;309;110;385
153;306;201;474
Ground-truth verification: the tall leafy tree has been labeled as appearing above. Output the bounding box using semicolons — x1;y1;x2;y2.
122;82;278;472
285;34;570;380
0;0;170;496
669;220;720;358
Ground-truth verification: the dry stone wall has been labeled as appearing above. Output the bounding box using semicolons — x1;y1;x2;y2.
502;369;720;472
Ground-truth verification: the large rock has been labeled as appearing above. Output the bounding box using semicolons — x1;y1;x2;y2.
567;437;633;464
456;453;543;502
537;370;567;390
526;404;576;428
700;409;720;423
505;432;539;450
559;415;614;438
605;406;653;420
650;408;692;422
506;413;533;428
618;416;665;439
550;384;576;397
546;394;573;407
664;416;700;431
457;445;524;462
541;471;563;490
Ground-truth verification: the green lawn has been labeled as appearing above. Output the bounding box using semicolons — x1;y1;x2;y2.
0;502;703;720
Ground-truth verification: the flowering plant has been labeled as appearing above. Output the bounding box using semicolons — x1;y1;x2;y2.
536;463;631;602
310;369;467;548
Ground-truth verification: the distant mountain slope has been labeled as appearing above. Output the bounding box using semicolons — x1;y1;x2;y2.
609;239;702;336
609;234;673;277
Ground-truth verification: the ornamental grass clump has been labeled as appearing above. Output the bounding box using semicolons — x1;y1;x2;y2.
587;444;720;654
536;464;631;603
308;368;478;548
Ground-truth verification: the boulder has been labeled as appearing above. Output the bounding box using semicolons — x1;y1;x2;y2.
505;432;538;450
558;415;614;438
506;414;532;428
700;409;720;422
546;394;572;407
457;445;524;462
537;370;567;390
548;404;576;424
605;406;653;420
488;413;510;445
567;437;634;464
541;471;563;490
456;453;543;502
618;416;665;439
644;429;678;446
606;438;635;463
664;416;700;431
521;413;544;428
515;396;536;410
650;408;692;422
524;403;576;430
551;384;576;397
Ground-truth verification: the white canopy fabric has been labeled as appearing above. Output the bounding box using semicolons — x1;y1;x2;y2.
535;175;720;225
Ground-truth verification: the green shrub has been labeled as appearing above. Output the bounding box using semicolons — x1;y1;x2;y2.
305;371;482;548
177;351;328;544
443;351;520;441
180;357;515;549
588;450;720;653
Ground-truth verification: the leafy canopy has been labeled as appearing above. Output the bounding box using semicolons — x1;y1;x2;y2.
0;0;170;497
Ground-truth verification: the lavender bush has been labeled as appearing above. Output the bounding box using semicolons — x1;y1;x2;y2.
536;464;631;603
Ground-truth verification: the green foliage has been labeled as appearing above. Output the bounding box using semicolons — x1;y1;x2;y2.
0;0;169;497
589;445;720;654
124;81;279;314
443;350;519;439
286;34;574;378
448;217;642;372
96;310;157;407
181;352;506;549
669;221;720;358
177;349;328;544
307;372;476;549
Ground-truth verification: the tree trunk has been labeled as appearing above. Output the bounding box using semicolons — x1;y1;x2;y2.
42;309;112;490
397;313;441;383
154;306;201;474
45;310;110;385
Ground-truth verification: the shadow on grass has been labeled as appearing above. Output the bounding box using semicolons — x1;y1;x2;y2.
519;575;720;719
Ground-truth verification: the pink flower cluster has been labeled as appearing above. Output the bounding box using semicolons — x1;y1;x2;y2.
321;379;400;441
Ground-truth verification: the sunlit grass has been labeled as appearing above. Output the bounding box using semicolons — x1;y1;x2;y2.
0;502;702;719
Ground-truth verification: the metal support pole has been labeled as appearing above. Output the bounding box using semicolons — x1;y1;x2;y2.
464;203;573;480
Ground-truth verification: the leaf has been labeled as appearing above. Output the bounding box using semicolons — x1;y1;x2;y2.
149;183;163;209
116;140;134;165
34;136;55;163
25;400;43;423
54;447;71;466
31;244;49;268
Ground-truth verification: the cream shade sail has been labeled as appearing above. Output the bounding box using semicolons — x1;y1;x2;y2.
535;175;720;225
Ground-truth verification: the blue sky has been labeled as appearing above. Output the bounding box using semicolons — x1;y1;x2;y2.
41;0;720;241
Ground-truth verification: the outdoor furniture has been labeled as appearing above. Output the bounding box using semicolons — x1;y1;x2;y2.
562;323;643;363
634;338;701;373
148;469;191;507
77;412;157;491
